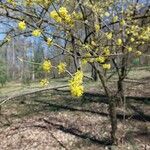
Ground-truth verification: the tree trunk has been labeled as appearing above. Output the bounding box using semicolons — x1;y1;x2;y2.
117;79;124;106
109;96;117;144
94;64;118;144
91;67;98;81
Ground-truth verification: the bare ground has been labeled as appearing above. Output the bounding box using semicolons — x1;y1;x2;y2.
0;75;150;150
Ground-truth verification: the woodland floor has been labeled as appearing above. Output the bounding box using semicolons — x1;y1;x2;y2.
0;70;150;150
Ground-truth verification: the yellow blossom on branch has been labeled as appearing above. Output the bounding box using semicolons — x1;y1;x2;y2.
96;56;105;63
69;70;84;97
95;23;100;33
103;47;110;56
116;38;123;46
81;59;88;65
42;60;52;72
106;32;113;40
46;38;53;46
130;37;135;42
102;63;111;70
135;51;142;57
59;7;68;17
50;10;62;23
127;47;133;52
57;62;66;74
120;19;126;26
113;16;118;22
50;7;74;26
105;12;110;17
40;78;49;87
32;29;41;37
18;21;26;30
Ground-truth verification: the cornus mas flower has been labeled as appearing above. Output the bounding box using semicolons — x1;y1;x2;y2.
91;41;97;47
106;32;113;40
72;12;83;20
40;79;49;87
94;24;100;32
46;38;53;46
6;36;11;42
116;38;123;46
50;7;74;26
105;12;110;17
81;59;87;65
50;11;62;23
42;60;52;72
130;37;135;42
96;56;105;63
113;16;118;22
7;0;15;4
103;47;110;56
102;63;111;70
57;62;66;74
136;51;142;56
127;47;133;52
120;19;126;26
18;21;26;30
69;70;84;97
32;29;41;37
59;7;68;17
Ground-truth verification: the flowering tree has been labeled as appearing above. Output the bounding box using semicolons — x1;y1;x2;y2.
0;0;150;144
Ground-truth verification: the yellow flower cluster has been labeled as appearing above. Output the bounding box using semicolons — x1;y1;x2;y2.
130;37;135;42
32;29;41;37
57;62;66;74
103;47;110;56
18;21;26;30
7;0;14;2
81;53;91;65
102;63;111;70
42;60;52;72
96;56;105;63
7;0;16;6
139;27;150;41
113;16;118;22
94;24;100;33
46;38;53;46
116;38;123;46
40;78;49;87
6;36;11;42
50;7;74;26
127;47;133;52
135;51;142;57
69;70;84;97
129;25;140;37
106;32;113;40
105;12;110;17
72;12;83;20
81;59;88;65
25;0;33;6
120;19;126;26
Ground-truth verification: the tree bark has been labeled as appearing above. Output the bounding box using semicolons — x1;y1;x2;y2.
91;67;98;81
94;64;118;144
108;96;117;144
117;79;124;106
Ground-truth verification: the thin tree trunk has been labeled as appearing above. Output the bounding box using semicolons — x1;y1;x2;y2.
108;96;117;144
12;39;15;80
32;47;35;81
117;79;124;106
91;67;98;81
94;64;118;144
